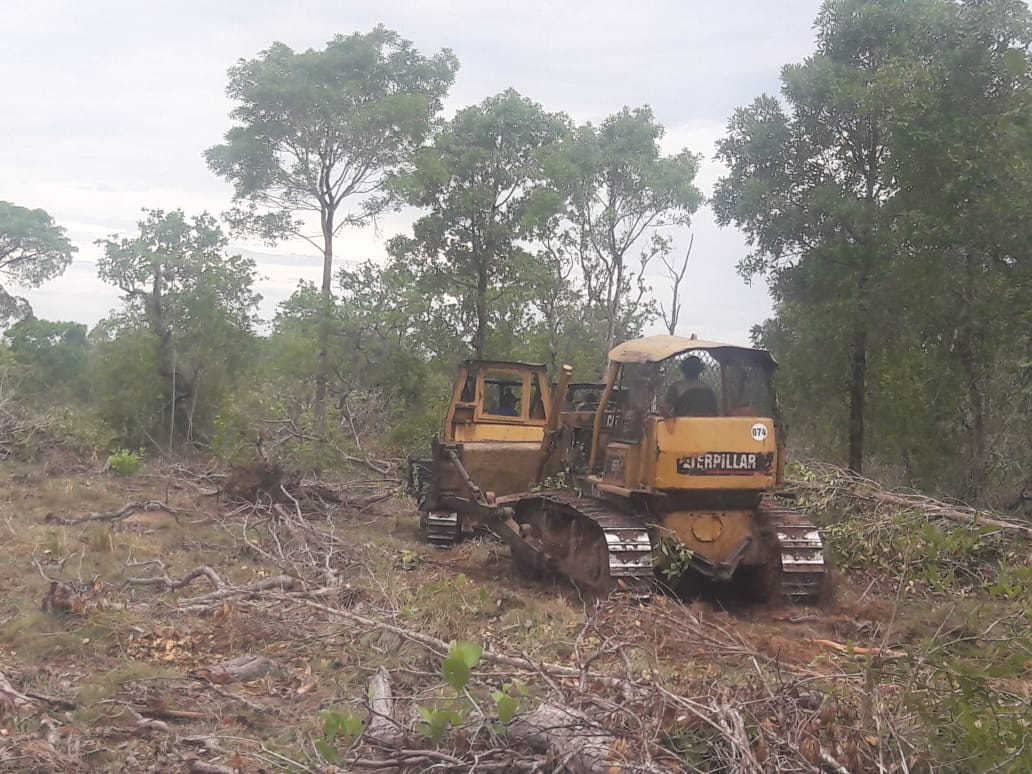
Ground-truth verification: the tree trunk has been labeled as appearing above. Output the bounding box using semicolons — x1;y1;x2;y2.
847;326;867;475
472;262;488;359
507;702;625;774
314;208;335;427
959;251;988;502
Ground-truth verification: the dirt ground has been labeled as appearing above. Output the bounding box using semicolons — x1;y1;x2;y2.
0;459;1027;773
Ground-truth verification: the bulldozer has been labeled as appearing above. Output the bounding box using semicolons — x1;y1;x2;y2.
408;335;826;602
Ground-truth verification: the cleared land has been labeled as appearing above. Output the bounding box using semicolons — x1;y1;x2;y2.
0;455;1029;773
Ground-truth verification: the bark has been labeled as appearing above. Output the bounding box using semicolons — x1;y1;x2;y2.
314;203;336;426
507;702;626;774
847;326;867;475
959;250;988;502
473;260;488;360
366;667;404;749
191;654;289;685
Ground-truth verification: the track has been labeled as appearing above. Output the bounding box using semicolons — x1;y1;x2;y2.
760;500;827;601
421;495;825;604
507;490;654;599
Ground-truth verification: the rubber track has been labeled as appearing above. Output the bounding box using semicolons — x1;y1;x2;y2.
760;500;826;601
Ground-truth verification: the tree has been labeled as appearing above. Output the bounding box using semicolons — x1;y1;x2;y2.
712;0;936;474
389;89;570;359
539;107;702;356
205;26;458;420
658;235;693;336
3;318;88;397
0;201;76;323
882;0;1032;498
717;0;1032;493
96;209;260;446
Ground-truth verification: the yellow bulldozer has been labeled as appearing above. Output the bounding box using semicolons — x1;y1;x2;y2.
407;335;825;601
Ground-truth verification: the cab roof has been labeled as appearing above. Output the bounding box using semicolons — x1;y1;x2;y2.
608;335;777;368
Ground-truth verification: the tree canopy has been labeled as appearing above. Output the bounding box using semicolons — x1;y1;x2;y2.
0;201;76;323
205;26;459;418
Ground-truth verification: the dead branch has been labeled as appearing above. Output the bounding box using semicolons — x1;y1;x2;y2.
342;455;394;477
710;696;763;774
191;654;290;685
810;638;906;660
0;669;36;714
789;462;1032;539
177;575;295;608
123;564;224;592
43;500;174;526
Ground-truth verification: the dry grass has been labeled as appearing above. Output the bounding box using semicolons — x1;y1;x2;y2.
1;458;1029;772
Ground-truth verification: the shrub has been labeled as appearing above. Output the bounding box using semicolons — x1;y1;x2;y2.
108;449;142;476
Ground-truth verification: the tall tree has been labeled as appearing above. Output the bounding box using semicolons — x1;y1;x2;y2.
0;201;76;323
389;89;570;358
884;0;1032;499
540;107;702;356
712;0;934;474
96;209;260;446
205;26;458;419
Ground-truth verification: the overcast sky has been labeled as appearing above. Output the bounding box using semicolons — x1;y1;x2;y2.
2;0;824;345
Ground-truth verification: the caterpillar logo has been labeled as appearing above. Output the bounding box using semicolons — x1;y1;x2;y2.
677;452;775;476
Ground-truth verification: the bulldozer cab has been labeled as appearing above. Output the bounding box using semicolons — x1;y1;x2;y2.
582;336;783;493
443;360;551;443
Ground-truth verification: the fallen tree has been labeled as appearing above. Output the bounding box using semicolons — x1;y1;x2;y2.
789;461;1032;539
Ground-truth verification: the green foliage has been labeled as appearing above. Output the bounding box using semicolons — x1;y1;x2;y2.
315;709;364;764
441;639;483;691
718;0;1032;492
491;688;519;724
415;704;467;746
535;106;702;358
206;26;458;416
895;606;1032;771
107;449;141;477
4;318;88;398
388;89;570;359
413;639;484;743
206;26;458;246
0;201;76;324
655;534;695;582
94;209;260;448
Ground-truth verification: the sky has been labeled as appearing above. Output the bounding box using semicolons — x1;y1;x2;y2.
1;0;824;346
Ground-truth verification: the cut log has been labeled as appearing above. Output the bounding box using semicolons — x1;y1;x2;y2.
366;666;404;749
507;702;626;774
191;654;289;685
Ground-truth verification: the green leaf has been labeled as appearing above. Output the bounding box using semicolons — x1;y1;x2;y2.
441;655;471;690
449;639;483;669
1002;48;1028;78
492;690;519;723
314;738;340;764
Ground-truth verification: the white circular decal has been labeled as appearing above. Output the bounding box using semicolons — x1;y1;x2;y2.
750;423;768;442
